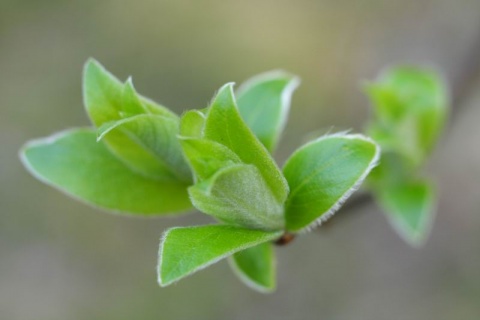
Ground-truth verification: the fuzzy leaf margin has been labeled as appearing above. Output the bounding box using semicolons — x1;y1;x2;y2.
157;224;282;287
236;70;300;152
283;133;380;232
20;129;192;215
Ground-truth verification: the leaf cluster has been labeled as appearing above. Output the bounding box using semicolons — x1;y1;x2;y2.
365;67;448;246
20;59;396;292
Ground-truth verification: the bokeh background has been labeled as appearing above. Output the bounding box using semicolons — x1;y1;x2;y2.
1;0;480;319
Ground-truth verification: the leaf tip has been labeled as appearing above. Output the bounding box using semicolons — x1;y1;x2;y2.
18;141;34;174
156;228;171;287
124;76;137;92
83;58;104;78
208;82;238;113
215;82;236;101
236;69;301;95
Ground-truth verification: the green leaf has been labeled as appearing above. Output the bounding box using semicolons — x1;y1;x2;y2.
236;71;300;152
97;114;191;182
376;179;435;246
83;59;176;127
366;67;448;164
83;59;188;180
204;83;289;204
179;109;206;138
83;59;123;125
20;129;192;215
157;224;282;286
366;151;414;189
179;138;241;182
229;242;276;293
283;133;380;232
121;77;148;116
189;164;284;230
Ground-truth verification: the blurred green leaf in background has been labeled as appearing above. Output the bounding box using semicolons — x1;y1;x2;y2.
365;67;448;246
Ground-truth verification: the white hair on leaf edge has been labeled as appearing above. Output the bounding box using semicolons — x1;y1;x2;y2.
157;225;282;287
297;133;381;233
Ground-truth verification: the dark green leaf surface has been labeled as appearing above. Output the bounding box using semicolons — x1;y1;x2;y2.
204;83;289;204
376;180;435;246
158;225;282;286
283;134;380;232
21;129;191;215
236;71;300;152
189;164;284;230
229;242;276;293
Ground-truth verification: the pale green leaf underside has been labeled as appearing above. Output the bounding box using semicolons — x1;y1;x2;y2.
236;71;300;152
21;129;191;215
376;180;435;246
158;225;282;286
283;134;380;232
204;83;289;204
97;114;191;182
189;164;284;230
229;242;276;293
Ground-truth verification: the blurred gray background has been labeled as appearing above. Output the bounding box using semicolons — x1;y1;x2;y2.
1;0;480;319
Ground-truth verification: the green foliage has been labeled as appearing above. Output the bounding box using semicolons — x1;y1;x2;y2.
377;179;435;246
236;70;300;152
365;66;448;246
158;225;282;286
21;58;448;293
283;134;380;232
20;129;191;214
84;60;191;182
230;243;276;292
201;83;290;204
181;84;289;231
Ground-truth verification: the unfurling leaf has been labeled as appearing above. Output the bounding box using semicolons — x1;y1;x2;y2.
181;83;288;231
189;164;284;230
204;83;289;204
